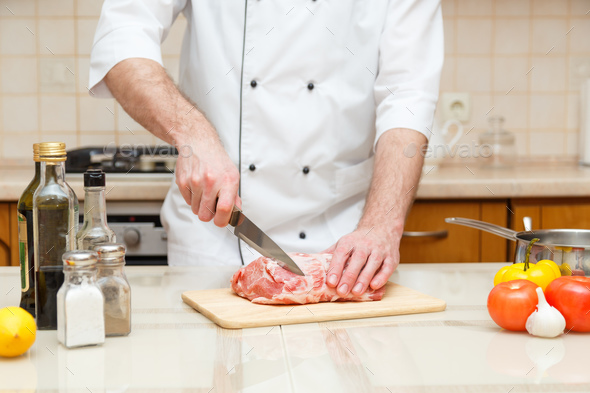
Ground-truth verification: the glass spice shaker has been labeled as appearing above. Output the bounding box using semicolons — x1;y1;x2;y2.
57;250;105;348
94;243;131;336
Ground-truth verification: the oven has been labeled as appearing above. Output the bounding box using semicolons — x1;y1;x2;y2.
68;146;175;266
78;201;168;266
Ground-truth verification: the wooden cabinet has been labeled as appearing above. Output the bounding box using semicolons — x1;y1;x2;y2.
0;203;16;266
509;198;590;258
400;200;508;263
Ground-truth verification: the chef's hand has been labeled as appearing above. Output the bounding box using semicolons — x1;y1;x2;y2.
175;126;241;228
323;227;400;296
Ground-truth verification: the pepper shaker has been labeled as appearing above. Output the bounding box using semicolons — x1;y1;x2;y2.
57;251;105;348
94;243;132;336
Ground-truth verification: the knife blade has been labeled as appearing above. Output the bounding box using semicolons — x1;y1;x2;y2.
228;207;305;276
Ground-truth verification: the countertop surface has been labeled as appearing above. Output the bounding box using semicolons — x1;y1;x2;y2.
1;162;590;202
1;263;587;392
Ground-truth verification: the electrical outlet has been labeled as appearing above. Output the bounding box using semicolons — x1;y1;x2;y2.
441;92;471;122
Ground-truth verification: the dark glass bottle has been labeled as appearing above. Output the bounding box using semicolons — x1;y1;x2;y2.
33;142;78;330
17;143;41;316
76;169;115;250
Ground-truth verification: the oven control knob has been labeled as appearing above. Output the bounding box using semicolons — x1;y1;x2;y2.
123;228;140;247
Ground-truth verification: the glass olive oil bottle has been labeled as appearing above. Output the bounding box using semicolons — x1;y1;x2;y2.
17;143;41;316
33;142;78;330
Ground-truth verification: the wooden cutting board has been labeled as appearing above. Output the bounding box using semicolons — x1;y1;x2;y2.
182;282;446;329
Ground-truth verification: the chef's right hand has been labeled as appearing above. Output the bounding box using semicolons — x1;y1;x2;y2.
174;128;241;228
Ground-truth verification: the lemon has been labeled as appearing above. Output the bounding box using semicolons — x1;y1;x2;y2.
0;307;36;357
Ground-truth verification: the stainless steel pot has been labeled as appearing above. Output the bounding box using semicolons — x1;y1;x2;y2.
445;217;590;276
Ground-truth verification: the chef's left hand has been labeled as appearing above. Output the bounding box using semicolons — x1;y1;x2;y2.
323;226;400;296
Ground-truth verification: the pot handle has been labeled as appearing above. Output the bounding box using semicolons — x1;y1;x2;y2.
445;217;518;241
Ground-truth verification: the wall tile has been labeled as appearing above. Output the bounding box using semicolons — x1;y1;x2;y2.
529;130;565;156
2;133;40;159
570;18;590;54
441;0;455;17
456;57;492;92
1;57;37;94
530;56;567;92
40;95;77;132
0;0;35;16
39;57;76;93
77;0;104;16
2;96;38;132
79;132;117;148
456;19;492;55
37;0;74;16
493;57;530;93
76;18;99;56
565;132;578;157
567;93;578;130
443;19;455;55
532;19;568;55
493;94;529;129
77;57;90;93
0;19;37;55
495;19;529;55
532;0;568;16
440;56;455;92
79;96;115;132
569;56;590;91
39;19;75;55
570;0;590;15
466;94;493;132
456;0;492;16
529;94;566;128
161;17;186;56
513;130;530;157
495;0;530;16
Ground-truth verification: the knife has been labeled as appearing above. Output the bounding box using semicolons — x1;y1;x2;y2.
228;206;305;276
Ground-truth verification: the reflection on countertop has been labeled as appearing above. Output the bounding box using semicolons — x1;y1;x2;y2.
1;263;588;392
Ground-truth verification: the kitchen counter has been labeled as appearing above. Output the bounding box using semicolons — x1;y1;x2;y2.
1;162;590;202
1;263;587;392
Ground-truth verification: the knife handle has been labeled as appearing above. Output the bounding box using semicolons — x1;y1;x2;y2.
215;196;242;227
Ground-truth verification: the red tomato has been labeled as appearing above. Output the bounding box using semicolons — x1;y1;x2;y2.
545;276;590;332
487;279;539;331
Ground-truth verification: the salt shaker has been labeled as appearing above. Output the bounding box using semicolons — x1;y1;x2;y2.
94;243;131;336
57;251;105;348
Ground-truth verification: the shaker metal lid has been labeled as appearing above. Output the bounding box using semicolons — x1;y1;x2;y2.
93;243;126;261
62;250;99;266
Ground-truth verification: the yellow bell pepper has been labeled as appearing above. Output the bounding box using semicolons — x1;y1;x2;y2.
493;238;561;291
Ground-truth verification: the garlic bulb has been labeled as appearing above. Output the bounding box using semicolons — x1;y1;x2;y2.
526;287;566;338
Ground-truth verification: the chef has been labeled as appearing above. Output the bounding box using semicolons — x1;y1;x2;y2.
88;0;443;297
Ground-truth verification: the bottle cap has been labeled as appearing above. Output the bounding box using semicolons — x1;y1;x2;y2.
62;250;99;267
33;143;40;162
38;142;67;162
93;243;126;264
84;169;106;187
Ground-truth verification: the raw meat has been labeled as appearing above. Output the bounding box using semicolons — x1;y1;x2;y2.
230;253;386;305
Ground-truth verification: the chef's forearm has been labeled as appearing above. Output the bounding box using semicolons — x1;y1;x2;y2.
358;128;427;235
103;58;215;147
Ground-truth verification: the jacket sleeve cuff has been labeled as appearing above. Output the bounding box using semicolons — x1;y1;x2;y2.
374;90;437;148
88;26;164;99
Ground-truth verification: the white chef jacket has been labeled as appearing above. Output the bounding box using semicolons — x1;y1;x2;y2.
89;0;443;266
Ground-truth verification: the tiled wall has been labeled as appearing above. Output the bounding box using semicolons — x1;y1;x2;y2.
441;0;590;159
0;0;588;162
